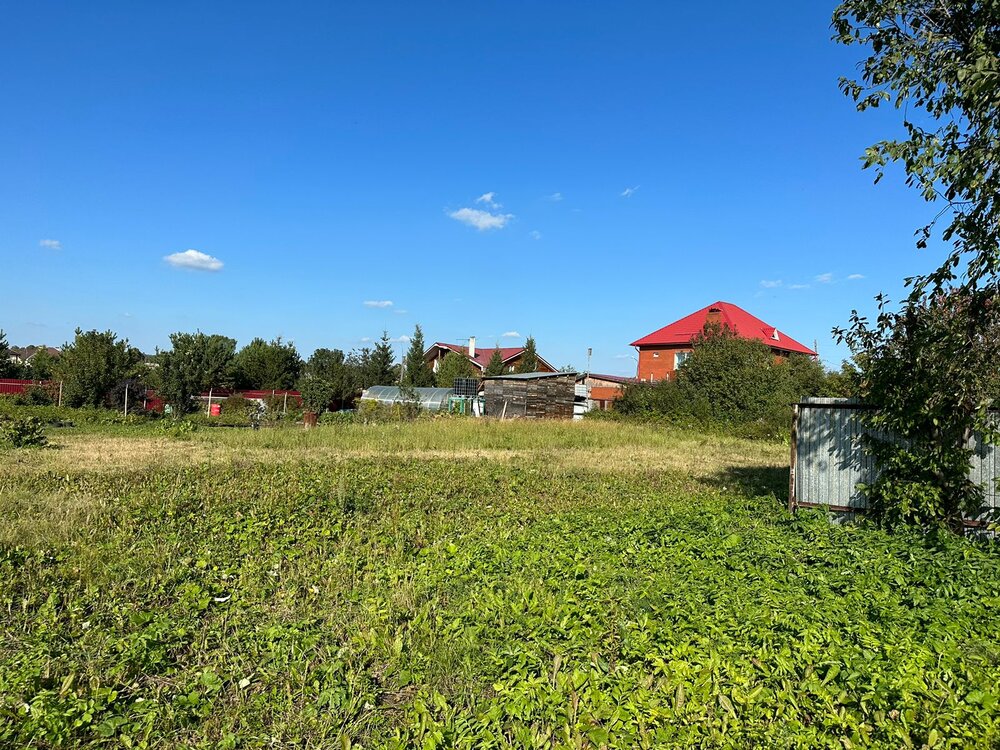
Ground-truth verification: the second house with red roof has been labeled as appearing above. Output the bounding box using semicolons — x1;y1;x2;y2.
630;301;816;383
424;337;557;377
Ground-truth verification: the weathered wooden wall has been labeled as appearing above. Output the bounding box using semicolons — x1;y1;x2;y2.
483;375;575;419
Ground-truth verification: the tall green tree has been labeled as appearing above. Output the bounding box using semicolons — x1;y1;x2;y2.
26;347;57;380
365;331;397;386
515;336;539;373
483;345;506;377
304;348;356;404
401;324;434;387
436;351;475;388
55;329;145;408
0;330;20;378
232;337;302;390
834;0;1000;530
156;332;237;413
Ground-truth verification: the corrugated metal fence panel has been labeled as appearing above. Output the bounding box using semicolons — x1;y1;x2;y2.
796;400;999;517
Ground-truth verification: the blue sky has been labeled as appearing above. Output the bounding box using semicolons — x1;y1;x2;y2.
1;1;946;374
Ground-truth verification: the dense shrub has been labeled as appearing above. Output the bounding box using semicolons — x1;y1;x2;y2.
614;326;833;437
9;385;55;406
0;417;48;448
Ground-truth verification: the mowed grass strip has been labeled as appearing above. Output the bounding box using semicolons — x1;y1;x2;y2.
1;422;999;748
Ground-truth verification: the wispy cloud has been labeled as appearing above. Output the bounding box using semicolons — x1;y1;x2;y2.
393;309;408;315
815;272;834;284
760;279;783;289
363;300;394;308
529;230;542;240
620;185;640;198
476;191;501;208
501;331;520;338
360;337;373;343
847;273;865;280
164;249;224;272
39;239;62;250
546;192;563;202
613;354;634;359
449;207;514;231
389;335;411;343
789;283;811;290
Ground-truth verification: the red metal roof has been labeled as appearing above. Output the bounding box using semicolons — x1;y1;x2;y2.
630;301;816;355
431;343;555;371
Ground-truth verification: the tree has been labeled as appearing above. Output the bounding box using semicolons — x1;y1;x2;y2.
834;1;1000;530
365;331;397;386
0;330;20;378
833;1;1000;296
298;377;337;413
436;351;475;388
55;329;145;408
26;347;57;380
483;346;506;376
304;348;356;405
402;324;434;387
156;332;237;413
232;337;302;390
779;353;830;400
839;292;1000;531
515;336;539;373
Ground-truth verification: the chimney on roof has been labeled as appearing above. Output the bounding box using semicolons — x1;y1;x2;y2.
468;336;476;359
706;306;723;326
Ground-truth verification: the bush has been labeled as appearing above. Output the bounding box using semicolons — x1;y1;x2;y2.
220;395;253;417
0;417;48;448
9;385;55;406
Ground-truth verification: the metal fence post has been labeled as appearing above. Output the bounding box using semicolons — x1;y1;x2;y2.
788;404;799;514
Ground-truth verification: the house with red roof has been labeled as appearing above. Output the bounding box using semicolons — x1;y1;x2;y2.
424;338;556;376
630;301;816;382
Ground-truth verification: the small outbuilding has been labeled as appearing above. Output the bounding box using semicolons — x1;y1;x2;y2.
482;372;576;420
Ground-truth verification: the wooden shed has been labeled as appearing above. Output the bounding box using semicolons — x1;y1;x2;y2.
482;372;576;420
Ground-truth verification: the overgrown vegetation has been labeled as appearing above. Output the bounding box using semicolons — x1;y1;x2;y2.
614;326;841;437
1;421;999;747
0;416;48;448
833;0;1000;531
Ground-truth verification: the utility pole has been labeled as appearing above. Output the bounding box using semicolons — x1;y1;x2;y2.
586;347;592;376
124;382;129;417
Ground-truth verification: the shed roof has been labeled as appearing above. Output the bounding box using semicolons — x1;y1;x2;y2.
630;301;816;355
483;371;576;381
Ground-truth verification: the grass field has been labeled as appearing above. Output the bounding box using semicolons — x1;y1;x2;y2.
2;418;1000;748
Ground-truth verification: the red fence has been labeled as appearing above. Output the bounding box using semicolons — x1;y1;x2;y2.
0;380;300;413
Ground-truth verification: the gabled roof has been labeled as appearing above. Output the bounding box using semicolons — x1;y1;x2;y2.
630;301;816;355
427;343;555;372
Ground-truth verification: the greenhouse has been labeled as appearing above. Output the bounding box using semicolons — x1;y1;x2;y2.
359;386;455;412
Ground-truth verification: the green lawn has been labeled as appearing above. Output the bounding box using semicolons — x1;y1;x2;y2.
2;419;999;748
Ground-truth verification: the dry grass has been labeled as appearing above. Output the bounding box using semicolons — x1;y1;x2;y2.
0;419;787;481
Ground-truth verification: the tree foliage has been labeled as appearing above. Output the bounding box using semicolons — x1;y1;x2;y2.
840;292;1000;530
232;337;302;390
834;0;1000;530
483;346;506;377
515;337;539;374
365;332;397;387
298;377;337;413
156;332;237;413
436;351;475;388
303;348;356;405
0;331;19;378
402;325;434;387
55;329;144;408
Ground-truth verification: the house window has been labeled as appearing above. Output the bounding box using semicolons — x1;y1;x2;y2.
652;352;659;359
674;351;691;369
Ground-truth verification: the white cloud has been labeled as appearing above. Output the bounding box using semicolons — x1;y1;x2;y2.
363;300;394;308
847;273;865;280
39;239;62;250
529;230;542;240
389;335;411;343
789;283;811;290
620;185;640;198
546;192;563;201
613;354;634;359
448;207;514;231
476;192;501;208
360;337;373;343
164;249;224;272
501;331;520;338
815;272;834;283
760;279;783;288
393;309;408;315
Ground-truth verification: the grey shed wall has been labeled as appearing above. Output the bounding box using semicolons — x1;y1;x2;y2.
483;374;575;419
792;399;999;520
